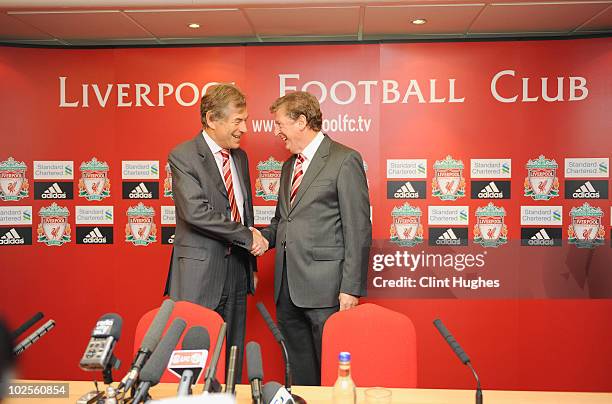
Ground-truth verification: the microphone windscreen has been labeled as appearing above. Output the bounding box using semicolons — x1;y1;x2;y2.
92;313;123;340
433;319;470;364
246;341;264;381
262;381;282;402
12;312;44;339
256;302;284;343
141;299;175;351
263;381;294;404
140;317;186;384
182;326;210;351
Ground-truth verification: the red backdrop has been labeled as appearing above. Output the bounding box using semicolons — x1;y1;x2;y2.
0;38;611;392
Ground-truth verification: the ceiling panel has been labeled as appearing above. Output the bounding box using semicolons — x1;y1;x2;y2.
470;2;610;33
364;4;485;35
126;9;255;38
577;4;612;31
8;10;154;39
245;6;360;36
0;12;53;39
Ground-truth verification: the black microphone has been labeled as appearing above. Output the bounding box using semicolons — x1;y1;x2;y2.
13;319;55;356
202;322;226;394
433;319;483;404
132;317;187;403
224;346;238;394
257;302;306;404
12;312;44;340
118;299;175;393
176;326;210;396
263;381;295;404
246;341;263;404
79;313;122;384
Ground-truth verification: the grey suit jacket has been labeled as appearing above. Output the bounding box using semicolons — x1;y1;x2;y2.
260;135;372;308
165;132;256;309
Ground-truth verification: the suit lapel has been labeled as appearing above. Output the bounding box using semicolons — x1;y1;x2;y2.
195;132;228;199
231;150;248;197
281;155;295;213
289;135;331;214
231;150;251;223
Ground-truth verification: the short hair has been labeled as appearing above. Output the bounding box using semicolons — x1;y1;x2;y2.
269;91;322;132
200;84;246;128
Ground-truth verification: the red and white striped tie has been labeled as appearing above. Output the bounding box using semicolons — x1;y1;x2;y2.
220;149;241;223
290;154;305;206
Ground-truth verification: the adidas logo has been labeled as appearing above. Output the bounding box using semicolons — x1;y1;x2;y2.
572;181;600;199
436;228;461;245
42;182;67;199
0;228;24;245
129;182;153;199
477;181;503;199
394;182;419;198
83;227;107;244
528;229;554;246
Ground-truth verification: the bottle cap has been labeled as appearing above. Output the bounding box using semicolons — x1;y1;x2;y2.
339;351;351;362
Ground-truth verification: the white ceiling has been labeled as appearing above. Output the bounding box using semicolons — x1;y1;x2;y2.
0;0;610;46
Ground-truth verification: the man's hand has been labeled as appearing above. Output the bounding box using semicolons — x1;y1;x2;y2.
339;293;358;311
250;227;269;256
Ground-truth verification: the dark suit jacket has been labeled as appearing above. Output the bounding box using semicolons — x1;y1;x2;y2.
260;135;372;308
165;132;256;308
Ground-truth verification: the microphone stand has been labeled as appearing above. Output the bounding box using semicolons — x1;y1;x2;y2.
467;361;483;404
102;355;121;385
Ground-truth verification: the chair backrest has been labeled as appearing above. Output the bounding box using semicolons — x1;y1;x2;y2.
321;303;417;387
133;300;226;384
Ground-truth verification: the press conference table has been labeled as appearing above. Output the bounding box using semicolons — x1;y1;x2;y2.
5;380;612;403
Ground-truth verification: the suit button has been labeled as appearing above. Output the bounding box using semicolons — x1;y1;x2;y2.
288;218;292;222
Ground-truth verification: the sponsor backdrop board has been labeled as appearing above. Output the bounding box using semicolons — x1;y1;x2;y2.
0;39;611;392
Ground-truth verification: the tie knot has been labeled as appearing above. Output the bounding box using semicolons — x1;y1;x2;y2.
296;153;305;163
220;149;230;161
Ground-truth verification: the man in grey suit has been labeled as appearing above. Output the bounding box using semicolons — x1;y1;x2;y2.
165;84;268;382
259;91;372;385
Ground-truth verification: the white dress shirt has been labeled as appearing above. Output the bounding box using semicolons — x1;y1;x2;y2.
202;130;245;223
294;131;325;175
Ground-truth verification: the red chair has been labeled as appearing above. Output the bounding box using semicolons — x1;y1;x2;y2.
133;300;226;383
321;303;417;387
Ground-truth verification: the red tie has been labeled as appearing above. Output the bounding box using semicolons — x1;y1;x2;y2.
220;149;241;223
290;154;305;206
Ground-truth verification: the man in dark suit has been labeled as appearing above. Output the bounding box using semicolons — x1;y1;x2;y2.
165;84;268;382
259;91;372;385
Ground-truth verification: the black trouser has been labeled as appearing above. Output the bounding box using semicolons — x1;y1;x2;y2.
214;248;248;384
276;257;339;386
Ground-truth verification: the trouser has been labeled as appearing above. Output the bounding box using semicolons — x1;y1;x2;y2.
214;248;248;384
276;256;339;386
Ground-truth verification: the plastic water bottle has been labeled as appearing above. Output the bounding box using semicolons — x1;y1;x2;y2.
332;351;356;404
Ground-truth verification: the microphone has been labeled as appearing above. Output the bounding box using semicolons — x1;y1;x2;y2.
132;317;187;403
202;322;226;394
12;312;44;340
224;346;238;394
175;326;210;396
13;319;55;356
118;299;175;393
79;313;122;384
433;319;483;404
263;381;294;404
256;302;306;404
246;341;263;404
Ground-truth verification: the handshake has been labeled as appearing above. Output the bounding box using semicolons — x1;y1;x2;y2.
249;227;269;257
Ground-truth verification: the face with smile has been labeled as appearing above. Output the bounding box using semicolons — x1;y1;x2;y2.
207;103;248;150
273;107;308;154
